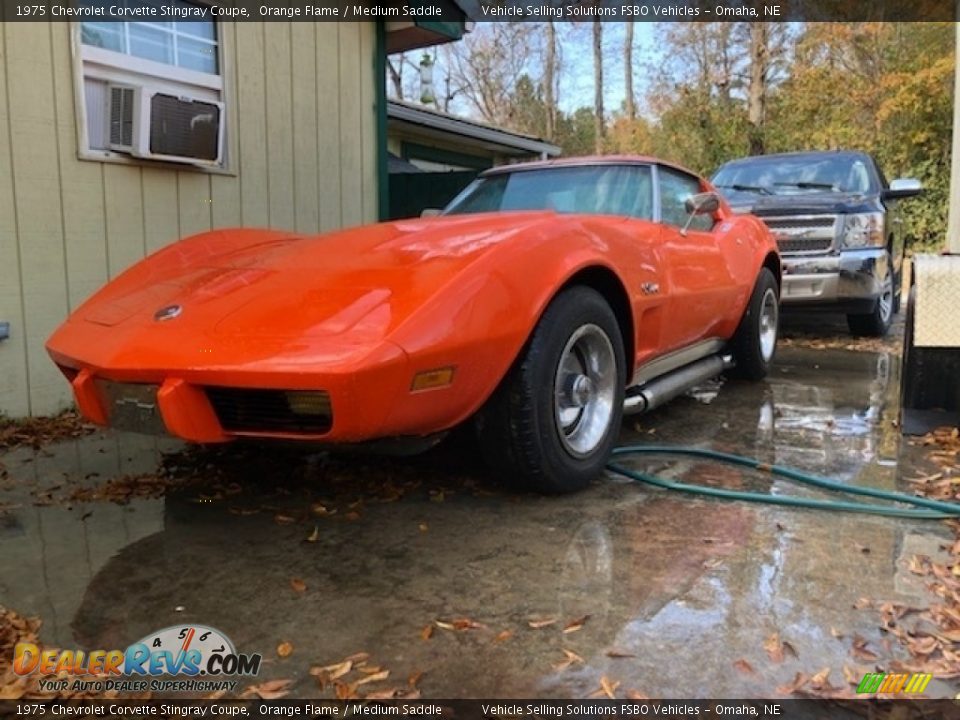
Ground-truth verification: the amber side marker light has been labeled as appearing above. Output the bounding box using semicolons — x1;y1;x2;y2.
411;366;456;392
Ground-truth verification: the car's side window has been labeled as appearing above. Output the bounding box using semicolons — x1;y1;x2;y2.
659;167;714;231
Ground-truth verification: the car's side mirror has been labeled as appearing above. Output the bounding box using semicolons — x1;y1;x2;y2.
680;192;720;236
882;178;923;200
420;208;442;218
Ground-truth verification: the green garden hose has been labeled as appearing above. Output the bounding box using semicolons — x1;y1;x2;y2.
607;445;960;520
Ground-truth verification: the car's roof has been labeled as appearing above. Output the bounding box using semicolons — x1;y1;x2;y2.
481;155;702;179
717;150;872;168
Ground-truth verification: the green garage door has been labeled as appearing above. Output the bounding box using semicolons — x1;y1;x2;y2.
388;171;478;220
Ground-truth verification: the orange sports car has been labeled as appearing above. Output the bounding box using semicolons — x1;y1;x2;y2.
47;157;780;493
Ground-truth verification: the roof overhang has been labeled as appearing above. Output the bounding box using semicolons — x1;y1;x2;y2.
385;10;469;54
387;101;561;159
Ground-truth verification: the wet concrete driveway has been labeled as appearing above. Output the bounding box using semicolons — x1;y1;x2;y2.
1;337;956;699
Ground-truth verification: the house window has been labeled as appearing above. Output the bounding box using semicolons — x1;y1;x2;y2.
81;15;218;74
73;2;226;169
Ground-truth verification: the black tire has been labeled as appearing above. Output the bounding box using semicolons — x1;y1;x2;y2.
728;268;779;381
475;286;626;494
847;251;894;337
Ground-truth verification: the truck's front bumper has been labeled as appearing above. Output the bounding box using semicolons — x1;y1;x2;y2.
780;248;888;314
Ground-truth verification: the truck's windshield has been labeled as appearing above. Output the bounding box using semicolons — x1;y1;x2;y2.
713;155;874;199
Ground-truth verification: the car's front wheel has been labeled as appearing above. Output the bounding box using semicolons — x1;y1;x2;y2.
475;286;625;494
847;251;894;337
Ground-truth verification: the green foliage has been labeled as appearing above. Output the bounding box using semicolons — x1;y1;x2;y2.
539;22;955;249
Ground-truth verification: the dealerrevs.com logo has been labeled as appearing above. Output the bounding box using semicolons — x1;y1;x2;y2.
13;624;261;694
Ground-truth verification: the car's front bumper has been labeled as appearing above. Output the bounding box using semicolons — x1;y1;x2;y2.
780;248;888;314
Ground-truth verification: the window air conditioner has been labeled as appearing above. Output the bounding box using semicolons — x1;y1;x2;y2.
107;84;224;166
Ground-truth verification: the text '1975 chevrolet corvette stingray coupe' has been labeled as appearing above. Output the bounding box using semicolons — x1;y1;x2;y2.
47;157;781;494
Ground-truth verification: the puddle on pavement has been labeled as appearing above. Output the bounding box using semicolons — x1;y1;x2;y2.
1;346;956;698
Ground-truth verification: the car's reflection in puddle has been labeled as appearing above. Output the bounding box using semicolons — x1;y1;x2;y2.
0;347;950;697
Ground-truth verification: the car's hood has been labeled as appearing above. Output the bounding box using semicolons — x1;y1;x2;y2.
727;192;880;216
73;212;565;344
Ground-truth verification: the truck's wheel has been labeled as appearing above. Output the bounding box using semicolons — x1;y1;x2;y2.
847;252;894;337
728;268;779;381
475;286;625;494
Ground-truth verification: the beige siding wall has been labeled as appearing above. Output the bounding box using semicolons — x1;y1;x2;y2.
0;21;378;417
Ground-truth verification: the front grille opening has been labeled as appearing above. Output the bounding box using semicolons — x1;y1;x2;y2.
206;388;332;434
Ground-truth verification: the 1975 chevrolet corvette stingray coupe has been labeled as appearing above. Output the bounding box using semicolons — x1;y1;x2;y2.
47;157;781;494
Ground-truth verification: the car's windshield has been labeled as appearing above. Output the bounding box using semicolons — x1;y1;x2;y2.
712;155;874;200
444;165;654;220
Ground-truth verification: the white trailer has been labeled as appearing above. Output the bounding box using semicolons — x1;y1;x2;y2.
900;22;960;433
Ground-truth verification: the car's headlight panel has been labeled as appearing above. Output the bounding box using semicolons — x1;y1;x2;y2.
841;212;884;249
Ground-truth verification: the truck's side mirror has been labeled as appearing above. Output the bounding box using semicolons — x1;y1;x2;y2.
883;178;924;200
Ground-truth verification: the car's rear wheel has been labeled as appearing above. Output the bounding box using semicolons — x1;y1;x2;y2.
728;268;779;381
847;251;894;337
475;286;625;494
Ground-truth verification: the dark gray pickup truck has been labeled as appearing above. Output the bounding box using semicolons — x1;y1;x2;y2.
712;150;923;336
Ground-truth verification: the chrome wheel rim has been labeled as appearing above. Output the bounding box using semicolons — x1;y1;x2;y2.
878;272;893;324
759;288;779;362
554;324;617;458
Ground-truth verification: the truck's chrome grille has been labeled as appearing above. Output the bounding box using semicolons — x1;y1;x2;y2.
760;215;838;255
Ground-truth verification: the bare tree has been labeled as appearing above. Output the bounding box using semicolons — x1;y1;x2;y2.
439;23;534;126
544;21;558;139
386;55;405;101
593;21;604;152
746;23;769;154
625;23;635;120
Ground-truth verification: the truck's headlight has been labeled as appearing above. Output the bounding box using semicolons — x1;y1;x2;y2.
841;212;884;249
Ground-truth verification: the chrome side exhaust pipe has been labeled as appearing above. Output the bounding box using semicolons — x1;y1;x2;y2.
623;355;734;415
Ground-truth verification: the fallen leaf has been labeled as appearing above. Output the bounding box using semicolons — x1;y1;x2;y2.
528;617;558;629
493;630;513;644
419;523;428;532
600;676;620;699
842;665;862;685
830;627;844;639
733;659;755;674
355;670;389;687
274;513;296;525
810;667;831;688
358;665;383;674
606;648;636;658
311;660;352;680
276;641;294;658
625;690;650;700
311;503;333;516
242;679;293;699
306;526;319;543
764;633;784;663
408;671;423;687
851;636;878;662
853;597;873;610
563;615;590;634
420;624;434;640
345;652;370;663
553;648;585;672
776;672;809;695
290;578;307;593
440;617;485;631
